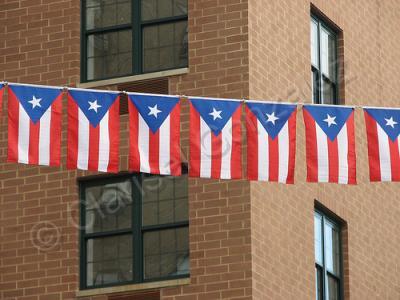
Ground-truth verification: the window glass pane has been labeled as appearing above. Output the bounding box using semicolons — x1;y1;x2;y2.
86;235;133;287
322;79;335;105
327;274;339;300
324;221;340;275
143;227;189;279
141;0;188;21
315;267;323;300
85;179;132;234
142;174;188;226
142;21;188;73
311;19;318;67
86;0;131;30
312;69;319;103
320;27;336;80
86;30;132;80
314;213;323;265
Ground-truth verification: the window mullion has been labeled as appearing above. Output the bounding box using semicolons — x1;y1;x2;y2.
322;215;328;300
133;0;141;74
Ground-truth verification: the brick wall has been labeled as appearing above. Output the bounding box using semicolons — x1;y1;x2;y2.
0;0;252;299
248;0;400;299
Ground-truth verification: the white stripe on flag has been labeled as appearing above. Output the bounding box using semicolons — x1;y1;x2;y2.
200;117;212;178
38;106;51;166
337;124;348;184
377;124;392;181
98;111;110;172
18;105;30;164
278;121;289;183
77;108;89;170
316;123;329;182
220;118;232;179
257;120;269;181
138;114;150;173
159;115;171;175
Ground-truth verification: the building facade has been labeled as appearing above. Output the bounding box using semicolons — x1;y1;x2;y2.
1;0;400;299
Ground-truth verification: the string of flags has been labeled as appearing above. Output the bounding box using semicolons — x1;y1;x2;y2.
0;81;400;184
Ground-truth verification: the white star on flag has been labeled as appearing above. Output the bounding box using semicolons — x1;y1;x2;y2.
266;112;279;125
88;100;102;113
209;107;222;121
148;104;162;118
385;117;398;128
28;95;42;109
323;114;337;127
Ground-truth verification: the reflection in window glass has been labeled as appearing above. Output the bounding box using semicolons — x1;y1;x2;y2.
143;21;188;73
314;214;323;265
86;0;131;30
86;30;132;80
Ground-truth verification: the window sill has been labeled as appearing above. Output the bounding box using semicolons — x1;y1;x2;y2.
77;68;189;89
75;278;190;298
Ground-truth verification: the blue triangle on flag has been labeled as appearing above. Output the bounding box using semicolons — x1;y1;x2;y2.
365;108;400;141
190;98;241;136
9;84;62;124
69;89;119;127
304;105;353;141
128;94;179;134
246;102;296;139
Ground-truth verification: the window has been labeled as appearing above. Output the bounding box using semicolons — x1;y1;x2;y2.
82;0;188;82
314;210;343;300
79;170;189;289
311;15;339;104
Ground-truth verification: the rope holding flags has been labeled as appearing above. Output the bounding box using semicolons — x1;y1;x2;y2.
1;81;400;184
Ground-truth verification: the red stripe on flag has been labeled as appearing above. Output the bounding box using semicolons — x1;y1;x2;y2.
7;89;20;162
246;106;258;180
128;100;140;172
211;130;222;179
49;94;62;166
149;124;160;174
170;101;181;176
28;119;40;165
107;97;120;173
303;109;319;182
88;122;100;172
230;106;242;179
67;95;79;169
388;138;400;181
364;111;381;181
327;137;339;183
286;110;297;184
268;133;279;182
346;112;357;184
0;86;4;116
189;103;201;177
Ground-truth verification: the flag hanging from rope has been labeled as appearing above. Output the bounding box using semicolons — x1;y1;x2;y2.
128;93;181;175
303;105;356;184
189;97;242;179
67;89;120;172
246;102;297;183
364;108;400;182
7;83;63;166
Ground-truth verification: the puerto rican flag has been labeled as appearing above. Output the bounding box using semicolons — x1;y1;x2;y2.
189;97;242;179
246;102;297;183
303;105;356;184
128;93;181;175
67;89;120;173
364;108;400;181
7;83;63;166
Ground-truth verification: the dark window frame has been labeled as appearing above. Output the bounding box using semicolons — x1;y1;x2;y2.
79;169;189;290
80;0;188;83
311;14;339;105
314;207;344;300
